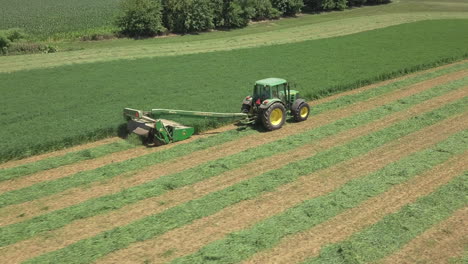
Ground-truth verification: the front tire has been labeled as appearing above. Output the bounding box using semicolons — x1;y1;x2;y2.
262;103;286;131
292;102;310;122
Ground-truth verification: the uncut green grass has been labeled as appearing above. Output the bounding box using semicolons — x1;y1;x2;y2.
3;69;464;208
0;140;135;182
303;172;468;264
0;76;465;247
0;20;467;163
19;98;467;262
172;131;468;264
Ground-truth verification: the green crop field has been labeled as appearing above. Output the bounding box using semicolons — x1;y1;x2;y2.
0;62;466;263
0;19;467;162
0;0;467;262
0;0;120;38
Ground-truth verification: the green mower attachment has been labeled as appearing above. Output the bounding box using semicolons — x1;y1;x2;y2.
123;107;248;145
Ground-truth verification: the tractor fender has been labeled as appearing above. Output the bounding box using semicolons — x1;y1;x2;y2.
243;96;253;105
241;96;253;113
259;98;284;110
291;99;307;112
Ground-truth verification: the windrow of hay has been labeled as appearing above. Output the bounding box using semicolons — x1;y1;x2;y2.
381;207;467;264
98;113;467;264
244;153;468;264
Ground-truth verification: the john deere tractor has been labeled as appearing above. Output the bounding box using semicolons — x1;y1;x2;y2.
241;78;310;130
124;77;309;145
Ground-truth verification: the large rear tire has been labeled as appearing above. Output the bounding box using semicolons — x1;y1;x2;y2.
262;103;286;131
292;102;310;122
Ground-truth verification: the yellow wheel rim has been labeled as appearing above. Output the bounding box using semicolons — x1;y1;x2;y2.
300;106;308;118
270;108;283;126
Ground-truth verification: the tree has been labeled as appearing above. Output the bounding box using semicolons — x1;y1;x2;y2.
303;0;347;11
162;0;215;33
116;0;165;37
271;0;304;16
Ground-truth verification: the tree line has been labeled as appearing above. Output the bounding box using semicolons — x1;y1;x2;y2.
117;0;391;37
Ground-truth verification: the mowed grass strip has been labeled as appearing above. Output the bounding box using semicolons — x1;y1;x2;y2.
302;172;468;264
170;128;468;264
0;121;246;194
0;140;135;183
5;78;465;263
22;97;467;263
0;128;255;208
98;102;467;264
0;143;149;193
2;68;460;227
244;152;468;264
381;208;467;264
0;137;121;170
1;20;468;162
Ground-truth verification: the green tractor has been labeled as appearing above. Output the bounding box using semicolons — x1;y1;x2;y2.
241;78;310;130
124;77;310;144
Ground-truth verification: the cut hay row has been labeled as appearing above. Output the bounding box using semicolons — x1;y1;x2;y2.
170;124;467;264
4;81;465;263
301;172;467;264
1;67;465;228
0;73;463;238
100;114;468;264
0;61;465;192
0;140;137;192
0;137;121;170
0;128;253;208
381;208;467;264
0;121;241;194
20;96;467;263
244;153;468;264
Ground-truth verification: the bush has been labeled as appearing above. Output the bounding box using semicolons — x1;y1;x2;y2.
322;0;347;10
7;42;57;55
5;28;28;42
80;33;116;41
0;32;11;55
304;0;347;11
347;0;366;6
116;0;165;37
235;0;281;21
224;1;250;27
271;0;304;16
212;0;252;28
162;0;215;33
366;0;390;4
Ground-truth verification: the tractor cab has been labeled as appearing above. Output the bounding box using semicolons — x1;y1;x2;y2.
253;78;288;103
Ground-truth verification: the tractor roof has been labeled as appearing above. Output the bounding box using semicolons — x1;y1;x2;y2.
255;78;287;86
